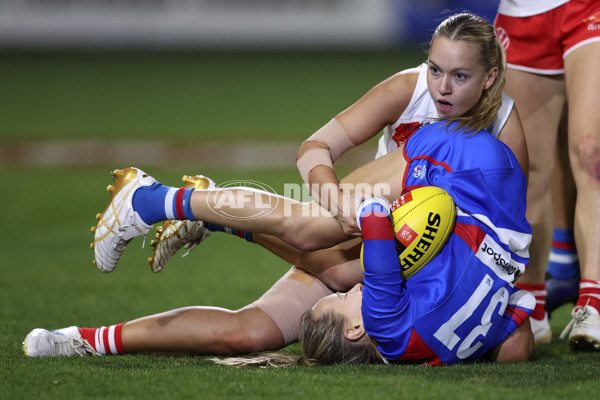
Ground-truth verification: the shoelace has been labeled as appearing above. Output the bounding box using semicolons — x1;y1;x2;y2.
559;305;589;340
53;336;100;357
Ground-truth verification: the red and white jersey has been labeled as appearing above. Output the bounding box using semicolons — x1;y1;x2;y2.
375;64;514;159
498;0;569;17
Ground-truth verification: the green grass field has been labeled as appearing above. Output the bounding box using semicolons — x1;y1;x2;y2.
1;51;599;399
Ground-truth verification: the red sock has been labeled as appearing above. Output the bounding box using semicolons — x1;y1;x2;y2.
79;323;125;355
516;282;546;320
576;280;600;312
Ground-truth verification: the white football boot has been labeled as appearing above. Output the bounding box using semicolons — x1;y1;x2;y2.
530;312;552;344
148;175;215;273
23;326;99;357
91;167;157;273
559;304;600;352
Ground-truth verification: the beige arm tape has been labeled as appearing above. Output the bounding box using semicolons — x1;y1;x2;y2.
297;148;333;185
296;118;355;184
308;118;355;161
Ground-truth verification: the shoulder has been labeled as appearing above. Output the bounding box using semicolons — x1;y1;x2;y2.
379;67;420;96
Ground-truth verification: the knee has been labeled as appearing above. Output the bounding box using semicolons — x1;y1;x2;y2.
219;330;271;354
218;309;285;354
280;216;323;252
316;262;363;292
573;134;600;182
494;321;534;362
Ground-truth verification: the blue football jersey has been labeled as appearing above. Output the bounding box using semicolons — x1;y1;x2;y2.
360;121;534;365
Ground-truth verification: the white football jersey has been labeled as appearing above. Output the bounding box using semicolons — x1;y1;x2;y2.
375;63;514;159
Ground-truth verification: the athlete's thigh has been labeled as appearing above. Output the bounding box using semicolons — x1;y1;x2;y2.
564;42;600;153
339;146;407;202
250;267;333;345
504;69;565;179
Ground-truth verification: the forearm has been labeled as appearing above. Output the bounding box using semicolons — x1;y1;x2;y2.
296;118;355;210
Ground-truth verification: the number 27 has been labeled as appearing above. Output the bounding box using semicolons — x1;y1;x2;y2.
433;274;508;359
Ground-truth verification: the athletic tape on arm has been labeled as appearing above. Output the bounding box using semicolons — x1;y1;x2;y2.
309;118;355;161
296;118;355;184
297;148;334;184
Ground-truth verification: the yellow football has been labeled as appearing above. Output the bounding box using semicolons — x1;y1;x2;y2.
391;186;456;279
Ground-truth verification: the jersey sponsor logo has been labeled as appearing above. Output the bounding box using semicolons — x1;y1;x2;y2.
584;12;600;31
395;223;418;253
495;27;510;50
392;122;421;146
412;165;427;179
391;192;413;212
398;212;441;272
477;236;522;284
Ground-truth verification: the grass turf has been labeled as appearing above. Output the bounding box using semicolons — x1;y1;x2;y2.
1;166;599;400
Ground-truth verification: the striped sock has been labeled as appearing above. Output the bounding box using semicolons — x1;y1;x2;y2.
79;323;125;355
546;228;579;279
204;222;254;243
132;183;195;225
576;280;600;312
516;282;546;320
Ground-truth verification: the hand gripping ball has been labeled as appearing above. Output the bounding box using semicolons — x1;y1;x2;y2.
391;186;456;279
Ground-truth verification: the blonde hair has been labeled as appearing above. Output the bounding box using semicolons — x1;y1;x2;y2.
431;13;506;133
211;309;382;367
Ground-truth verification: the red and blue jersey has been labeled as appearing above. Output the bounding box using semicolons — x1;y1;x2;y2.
361;121;534;365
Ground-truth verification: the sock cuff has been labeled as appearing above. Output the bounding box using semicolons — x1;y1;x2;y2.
516;282;546;292
78;324;125;355
172;188;195;220
356;197;390;230
552;228;576;249
114;323;125;354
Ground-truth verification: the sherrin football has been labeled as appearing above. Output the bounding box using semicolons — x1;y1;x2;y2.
391;186;456;279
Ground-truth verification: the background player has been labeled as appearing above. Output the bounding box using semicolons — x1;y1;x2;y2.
494;0;600;350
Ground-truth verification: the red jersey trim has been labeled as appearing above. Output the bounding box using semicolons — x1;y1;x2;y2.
391;329;444;366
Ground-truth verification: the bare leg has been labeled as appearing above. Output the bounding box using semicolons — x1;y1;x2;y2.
552;105;576;232
119;266;338;355
252;233;362;292
122;306;283;355
187;148;407;252
565;42;600;283
545;105;580;315
504;69;566;287
488;319;534;362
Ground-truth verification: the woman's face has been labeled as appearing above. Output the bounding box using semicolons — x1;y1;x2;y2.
427;36;498;118
312;283;364;323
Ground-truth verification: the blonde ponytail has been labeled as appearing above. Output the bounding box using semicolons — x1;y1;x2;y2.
211;308;383;367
